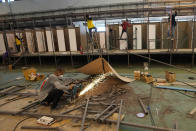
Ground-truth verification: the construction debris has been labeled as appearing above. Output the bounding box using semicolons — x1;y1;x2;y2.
23;67;45;81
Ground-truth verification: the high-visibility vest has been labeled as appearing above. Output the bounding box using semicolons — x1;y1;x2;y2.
16;38;21;45
87;19;95;29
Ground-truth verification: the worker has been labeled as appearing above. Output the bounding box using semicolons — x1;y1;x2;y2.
39;68;73;109
120;18;131;40
86;14;97;39
15;35;22;52
168;11;177;40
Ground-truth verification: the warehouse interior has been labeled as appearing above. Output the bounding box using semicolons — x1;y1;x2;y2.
0;0;196;131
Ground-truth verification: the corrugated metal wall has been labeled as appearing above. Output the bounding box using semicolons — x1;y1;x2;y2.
0;0;141;15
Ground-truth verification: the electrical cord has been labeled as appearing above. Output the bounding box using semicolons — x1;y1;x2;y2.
13;117;31;131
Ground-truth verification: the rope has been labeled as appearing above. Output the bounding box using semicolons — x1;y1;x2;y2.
128;52;196;74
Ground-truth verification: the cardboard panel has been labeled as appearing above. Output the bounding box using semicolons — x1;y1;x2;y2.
106;25;109;49
57;29;66;51
99;32;105;48
119;26;128;50
148;24;156;49
162;22;170;49
0;33;6;54
6;32;17;52
156;23;161;49
78;22;87;50
36;30;46;52
46;30;54;52
68;28;77;51
52;29;59;51
133;25;142;49
109;25;119;49
25;30;35;53
127;25;133;49
178;22;192;49
64;29;70;51
142;24;147;49
75;27;81;51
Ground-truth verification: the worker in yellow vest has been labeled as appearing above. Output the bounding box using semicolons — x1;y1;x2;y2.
15;35;21;52
86;15;97;39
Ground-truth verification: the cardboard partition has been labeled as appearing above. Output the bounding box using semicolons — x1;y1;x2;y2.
119;26;128;50
68;28;77;51
35;29;47;52
56;28;66;51
6;32;17;52
133;25;142;49
0;33;6;54
45;29;55;52
148;24;156;49
99;32;106;49
25;30;35;53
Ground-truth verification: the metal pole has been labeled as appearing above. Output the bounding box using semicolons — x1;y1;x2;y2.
49;22;57;67
169;10;173;65
192;8;195;67
33;20;42;65
80;98;89;131
147;11;151;66
70;51;74;67
116;100;123;131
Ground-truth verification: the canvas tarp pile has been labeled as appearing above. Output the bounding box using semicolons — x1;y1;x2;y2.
78;58;134;83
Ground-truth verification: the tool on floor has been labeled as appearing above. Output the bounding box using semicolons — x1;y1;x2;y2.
138;97;148;115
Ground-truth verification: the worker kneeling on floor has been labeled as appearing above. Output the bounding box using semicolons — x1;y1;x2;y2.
39;68;76;109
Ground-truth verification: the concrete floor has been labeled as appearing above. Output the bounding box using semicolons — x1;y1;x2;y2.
0;64;196;131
